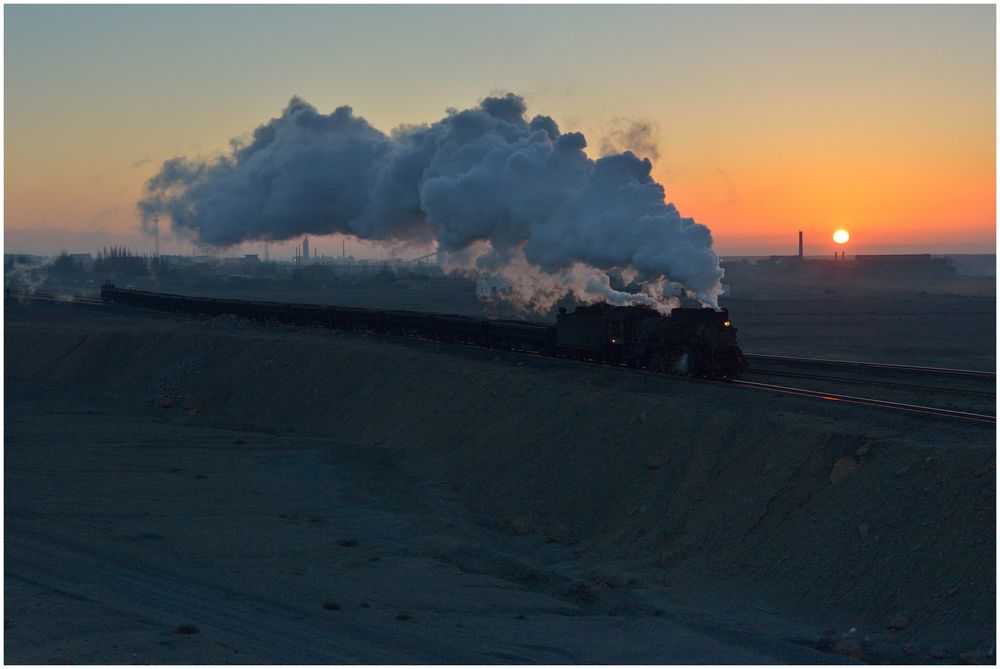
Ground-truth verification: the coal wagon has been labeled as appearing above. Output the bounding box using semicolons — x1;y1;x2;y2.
100;282;745;379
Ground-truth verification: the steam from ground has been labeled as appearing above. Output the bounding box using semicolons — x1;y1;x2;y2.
5;256;64;295
139;94;723;311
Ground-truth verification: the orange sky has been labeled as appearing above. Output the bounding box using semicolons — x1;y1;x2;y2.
5;5;996;257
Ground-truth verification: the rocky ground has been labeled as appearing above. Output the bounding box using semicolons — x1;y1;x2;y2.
4;299;996;664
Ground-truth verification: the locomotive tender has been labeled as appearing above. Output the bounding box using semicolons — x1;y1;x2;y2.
100;282;746;379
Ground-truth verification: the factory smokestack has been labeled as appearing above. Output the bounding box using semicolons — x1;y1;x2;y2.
138;94;724;312
798;231;803;259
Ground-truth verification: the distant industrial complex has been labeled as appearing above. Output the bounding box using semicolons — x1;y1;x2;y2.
4;229;990;310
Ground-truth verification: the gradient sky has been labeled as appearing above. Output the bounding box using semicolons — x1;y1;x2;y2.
5;4;996;257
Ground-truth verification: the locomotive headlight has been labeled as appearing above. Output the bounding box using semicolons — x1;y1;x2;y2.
723;320;731;328
610;338;618;344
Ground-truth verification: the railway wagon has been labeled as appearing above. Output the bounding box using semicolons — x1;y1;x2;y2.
100;283;745;379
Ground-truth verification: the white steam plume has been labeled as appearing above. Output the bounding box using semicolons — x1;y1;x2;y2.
139;94;723;311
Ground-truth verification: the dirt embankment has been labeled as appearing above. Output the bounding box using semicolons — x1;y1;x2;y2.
6;306;996;661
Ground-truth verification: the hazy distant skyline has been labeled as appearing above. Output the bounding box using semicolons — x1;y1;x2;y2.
5;5;996;256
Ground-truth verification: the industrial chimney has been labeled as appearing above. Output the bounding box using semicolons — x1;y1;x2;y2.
798;231;803;259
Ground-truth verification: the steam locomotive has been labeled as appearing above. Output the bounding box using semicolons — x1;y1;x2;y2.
100;282;746;379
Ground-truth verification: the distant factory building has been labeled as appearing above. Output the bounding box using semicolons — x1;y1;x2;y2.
853;254;956;277
159;254;195;267
476;274;515;298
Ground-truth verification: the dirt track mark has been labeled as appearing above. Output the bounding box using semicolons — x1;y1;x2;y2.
5;522;490;664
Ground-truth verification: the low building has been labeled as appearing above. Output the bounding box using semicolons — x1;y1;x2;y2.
853;254;956;277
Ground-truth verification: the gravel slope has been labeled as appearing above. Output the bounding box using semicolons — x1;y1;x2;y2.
5;301;995;663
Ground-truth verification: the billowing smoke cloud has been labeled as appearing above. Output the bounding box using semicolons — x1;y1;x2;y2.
139;94;723;311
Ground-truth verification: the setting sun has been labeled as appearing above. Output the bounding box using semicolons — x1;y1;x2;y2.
833;229;851;244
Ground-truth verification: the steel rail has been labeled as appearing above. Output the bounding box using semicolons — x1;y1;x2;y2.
329;329;997;425
732;379;996;424
741;368;996;399
744;353;995;380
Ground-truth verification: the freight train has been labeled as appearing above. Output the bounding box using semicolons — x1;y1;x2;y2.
100;282;747;379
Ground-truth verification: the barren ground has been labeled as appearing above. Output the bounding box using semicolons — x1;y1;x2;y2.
4;298;996;664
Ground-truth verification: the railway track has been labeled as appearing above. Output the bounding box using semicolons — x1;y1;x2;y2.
9;291;995;424
741;352;995;422
362;334;996;425
744;353;995;380
740;367;996;399
731;379;995;424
